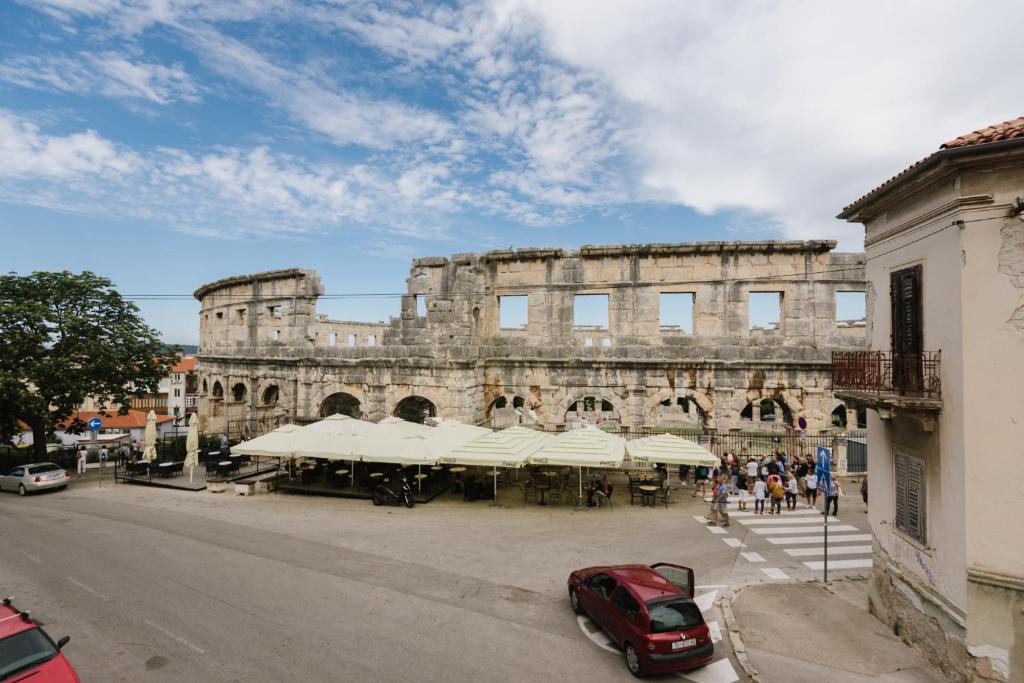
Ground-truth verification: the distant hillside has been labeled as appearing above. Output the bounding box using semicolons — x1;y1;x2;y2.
162;343;198;355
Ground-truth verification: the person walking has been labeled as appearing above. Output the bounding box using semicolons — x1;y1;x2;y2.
785;472;798;510
76;446;88;474
796;458;808;496
769;477;784;515
860;475;868;511
692;465;709;498
708;475;731;527
98;445;108;466
746;457;758;481
805;469;819;508
753;476;767;515
220;433;230;457
822;478;841;516
736;470;749;511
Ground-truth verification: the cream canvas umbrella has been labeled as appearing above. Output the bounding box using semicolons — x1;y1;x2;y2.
142;410;158;462
625;433;718;467
231;423;305;458
443;426;554;501
184;413;200;483
530;427;626;505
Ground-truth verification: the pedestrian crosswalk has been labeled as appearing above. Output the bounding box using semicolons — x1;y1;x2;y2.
695;496;873;577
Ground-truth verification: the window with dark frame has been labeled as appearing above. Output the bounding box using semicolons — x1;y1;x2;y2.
894;451;926;544
890;265;923;393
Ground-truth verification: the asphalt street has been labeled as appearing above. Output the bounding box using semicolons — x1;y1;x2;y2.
0;478;870;682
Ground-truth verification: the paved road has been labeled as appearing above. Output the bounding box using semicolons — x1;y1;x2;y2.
0;480;762;682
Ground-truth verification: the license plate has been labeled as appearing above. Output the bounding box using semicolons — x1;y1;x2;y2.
672;638;696;650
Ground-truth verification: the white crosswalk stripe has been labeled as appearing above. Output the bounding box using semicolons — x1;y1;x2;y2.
749;524;858;534
740;551;765;562
736;516;846;525
784;545;872;557
721;538;745;548
766;533;872;545
761;568;789;579
802;559;873;570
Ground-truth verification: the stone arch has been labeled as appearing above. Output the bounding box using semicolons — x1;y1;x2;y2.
261;384;280;406
393;395;436;423
231;382;248;402
211;381;224;399
201;378;208;394
384;385;449;422
644;387;714;429
561;390;626;425
319;392;362;418
486;393;533;427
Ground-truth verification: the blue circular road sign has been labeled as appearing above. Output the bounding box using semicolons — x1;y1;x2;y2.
87;417;103;431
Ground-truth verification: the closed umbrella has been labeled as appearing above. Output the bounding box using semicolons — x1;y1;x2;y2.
184;413;199;483
142;410;158;462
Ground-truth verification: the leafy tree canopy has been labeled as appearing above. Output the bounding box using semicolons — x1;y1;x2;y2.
0;271;179;459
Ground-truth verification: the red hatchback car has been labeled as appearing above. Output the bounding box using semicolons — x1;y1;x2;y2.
568;563;713;677
0;598;79;683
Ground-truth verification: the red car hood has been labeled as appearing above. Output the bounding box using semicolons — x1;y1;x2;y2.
8;653;80;683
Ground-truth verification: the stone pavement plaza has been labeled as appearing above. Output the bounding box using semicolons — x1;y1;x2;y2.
0;476;941;682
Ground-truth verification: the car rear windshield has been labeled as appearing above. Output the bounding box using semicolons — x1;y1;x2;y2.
647;600;704;634
0;628;58;681
27;464;61;474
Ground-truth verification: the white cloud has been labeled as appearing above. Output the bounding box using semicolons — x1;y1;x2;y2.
0;110;138;179
0;51;200;104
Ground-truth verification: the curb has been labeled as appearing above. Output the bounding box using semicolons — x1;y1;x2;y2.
720;585;763;683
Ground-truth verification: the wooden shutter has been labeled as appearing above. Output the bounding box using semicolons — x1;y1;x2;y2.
890;266;922;354
894;452;909;535
893;451;926;544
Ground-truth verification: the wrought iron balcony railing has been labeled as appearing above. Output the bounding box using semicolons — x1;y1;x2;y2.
831;351;941;400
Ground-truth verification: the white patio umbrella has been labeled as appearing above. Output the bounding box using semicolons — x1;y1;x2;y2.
230;423;305;458
142;410;158;462
625;433;718;467
354;421;490;491
531;427;626;505
443;426;554;501
184;413;200;482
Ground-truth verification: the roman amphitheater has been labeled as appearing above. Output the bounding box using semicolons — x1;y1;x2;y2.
193;240;867;438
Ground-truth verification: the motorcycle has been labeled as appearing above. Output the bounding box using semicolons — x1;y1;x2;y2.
372;477;414;508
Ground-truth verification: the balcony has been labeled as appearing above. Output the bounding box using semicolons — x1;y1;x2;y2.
831;351;942;430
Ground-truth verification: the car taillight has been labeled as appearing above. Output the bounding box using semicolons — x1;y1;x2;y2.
34;476;41;482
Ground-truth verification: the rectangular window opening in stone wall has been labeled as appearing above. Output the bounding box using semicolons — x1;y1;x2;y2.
329;332;336;347
347;334;356;347
574;294;609;330
415;294;426;317
748;291;782;333
236;308;246;322
367;334;376;347
498;295;528;330
894;450;927;545
659;292;695;333
268;305;282;319
836;291;866;326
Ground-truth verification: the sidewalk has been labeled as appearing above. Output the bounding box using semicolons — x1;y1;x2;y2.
727;579;943;682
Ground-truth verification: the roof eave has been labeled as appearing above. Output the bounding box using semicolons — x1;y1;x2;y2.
837;137;1024;221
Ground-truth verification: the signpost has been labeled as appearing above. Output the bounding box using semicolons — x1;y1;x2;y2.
816;445;832;582
86;418;103;487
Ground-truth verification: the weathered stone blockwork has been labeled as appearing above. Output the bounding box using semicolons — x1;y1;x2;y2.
194;241;866;435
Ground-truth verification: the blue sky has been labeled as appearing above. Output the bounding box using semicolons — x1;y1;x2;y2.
1;1;1019;343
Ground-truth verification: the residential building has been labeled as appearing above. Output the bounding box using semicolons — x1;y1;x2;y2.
834;117;1024;681
166;356;199;424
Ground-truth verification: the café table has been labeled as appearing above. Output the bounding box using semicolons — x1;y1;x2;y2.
369;472;384;479
430;465;444;471
335;469;349;476
449;467;467;474
158;462;174;477
639;484;658;507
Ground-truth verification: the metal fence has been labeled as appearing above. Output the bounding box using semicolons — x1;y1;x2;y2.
847;438;867;473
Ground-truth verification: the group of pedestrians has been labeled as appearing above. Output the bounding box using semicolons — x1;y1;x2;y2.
704;450;845;526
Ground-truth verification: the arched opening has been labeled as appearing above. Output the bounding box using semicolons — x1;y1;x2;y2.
493;396;507;410
262;385;280;406
488;395;531;427
512;396;525;409
320;392;362;419
231;383;247;402
393;396;436;424
211;381;223;399
565;395;620;425
654;395;706;428
740;398;793;427
201;379;208;394
831;404;847;428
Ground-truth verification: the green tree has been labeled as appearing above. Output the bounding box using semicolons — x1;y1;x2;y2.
0;271;178;460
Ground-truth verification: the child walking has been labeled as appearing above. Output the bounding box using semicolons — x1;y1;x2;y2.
753;477;767;515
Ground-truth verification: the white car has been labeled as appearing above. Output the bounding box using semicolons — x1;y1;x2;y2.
0;462;70;495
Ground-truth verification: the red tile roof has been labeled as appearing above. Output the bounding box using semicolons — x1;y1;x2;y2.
172;356;198;372
841;115;1024;216
59;410;174;430
940;116;1024;149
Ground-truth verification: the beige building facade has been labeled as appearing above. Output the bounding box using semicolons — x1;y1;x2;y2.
836;118;1024;682
193;240;866;442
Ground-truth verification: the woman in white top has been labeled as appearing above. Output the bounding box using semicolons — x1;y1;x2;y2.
753;478;768;515
746;458;758;479
804;471;819;507
785;473;798;510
